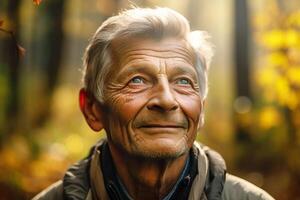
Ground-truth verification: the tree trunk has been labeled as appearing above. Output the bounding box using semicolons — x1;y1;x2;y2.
30;0;66;127
0;0;21;142
234;0;252;143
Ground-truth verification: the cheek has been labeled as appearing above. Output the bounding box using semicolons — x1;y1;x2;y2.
107;92;148;123
177;94;202;122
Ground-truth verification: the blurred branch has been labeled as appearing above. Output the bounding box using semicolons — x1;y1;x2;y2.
0;27;26;56
0;0;22;142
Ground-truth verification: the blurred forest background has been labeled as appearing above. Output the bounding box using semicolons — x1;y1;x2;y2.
0;0;300;199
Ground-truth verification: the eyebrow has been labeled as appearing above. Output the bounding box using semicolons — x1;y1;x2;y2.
168;65;198;81
116;62;158;80
116;62;198;82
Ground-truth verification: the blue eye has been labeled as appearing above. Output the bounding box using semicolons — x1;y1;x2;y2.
130;77;144;84
176;78;191;85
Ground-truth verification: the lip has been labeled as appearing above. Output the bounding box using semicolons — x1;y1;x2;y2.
138;124;186;129
137;125;186;135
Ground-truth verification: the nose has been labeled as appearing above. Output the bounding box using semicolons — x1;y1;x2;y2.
147;77;179;112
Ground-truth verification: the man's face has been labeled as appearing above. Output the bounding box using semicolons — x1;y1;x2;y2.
101;37;204;159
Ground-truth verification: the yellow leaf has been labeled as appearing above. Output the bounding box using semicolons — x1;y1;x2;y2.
286;92;299;110
257;67;279;86
285;29;300;47
261;30;285;49
287;66;300;85
259;107;281;130
267;52;288;68
276;77;290;103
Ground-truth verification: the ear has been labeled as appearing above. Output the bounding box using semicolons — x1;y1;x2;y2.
198;100;206;130
79;88;104;132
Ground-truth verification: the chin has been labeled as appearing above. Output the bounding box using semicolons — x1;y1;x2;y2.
131;139;190;160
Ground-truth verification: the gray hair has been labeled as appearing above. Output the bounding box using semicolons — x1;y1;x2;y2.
82;7;214;102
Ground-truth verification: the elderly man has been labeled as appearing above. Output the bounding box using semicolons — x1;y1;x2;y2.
33;7;274;200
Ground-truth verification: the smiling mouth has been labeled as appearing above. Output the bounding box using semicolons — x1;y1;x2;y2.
139;124;186;129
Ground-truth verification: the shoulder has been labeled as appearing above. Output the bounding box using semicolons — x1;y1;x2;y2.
31;179;93;200
222;174;275;200
32;180;64;200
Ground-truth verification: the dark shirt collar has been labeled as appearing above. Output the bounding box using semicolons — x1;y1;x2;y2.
161;155;190;200
100;142;198;200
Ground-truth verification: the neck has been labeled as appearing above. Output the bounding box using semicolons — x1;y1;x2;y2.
108;142;189;200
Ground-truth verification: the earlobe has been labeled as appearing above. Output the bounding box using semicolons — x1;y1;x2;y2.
79;88;104;132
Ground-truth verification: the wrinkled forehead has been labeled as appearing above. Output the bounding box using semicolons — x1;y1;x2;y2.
109;36;197;68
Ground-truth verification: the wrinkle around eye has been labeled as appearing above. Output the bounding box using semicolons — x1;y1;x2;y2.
106;82;127;91
172;80;200;95
121;76;151;94
173;87;200;96
172;75;197;87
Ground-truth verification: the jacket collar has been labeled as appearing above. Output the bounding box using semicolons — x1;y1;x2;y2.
89;139;208;200
63;139;226;200
98;141;198;200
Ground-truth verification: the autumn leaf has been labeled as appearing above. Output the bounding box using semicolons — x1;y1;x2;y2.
259;107;281;130
33;0;42;5
0;20;3;27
